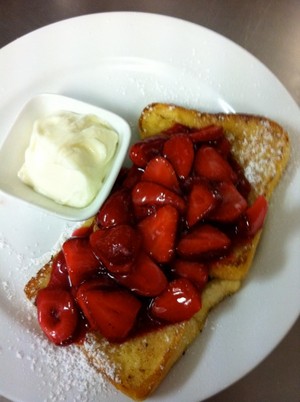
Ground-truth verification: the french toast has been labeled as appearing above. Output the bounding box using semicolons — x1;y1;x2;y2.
24;103;290;400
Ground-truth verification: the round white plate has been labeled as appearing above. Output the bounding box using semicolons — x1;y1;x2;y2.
0;12;299;402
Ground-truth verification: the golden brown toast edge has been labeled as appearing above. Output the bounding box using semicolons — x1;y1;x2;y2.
139;103;290;280
24;103;290;400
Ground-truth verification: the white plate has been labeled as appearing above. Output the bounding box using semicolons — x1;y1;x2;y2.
0;12;299;402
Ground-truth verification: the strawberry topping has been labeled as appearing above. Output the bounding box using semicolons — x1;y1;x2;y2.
36;288;79;345
35;122;269;346
150;278;201;323
194;145;237;182
163;134;194;179
96;188;133;228
188;125;224;143
210;181;248;222
138;204;179;263
171;260;209;290
177;224;231;257
142;156;180;193
62;237;100;287
113;251;168;297
132;181;185;214
90;225;141;273
186;182;218;227
76;285;141;342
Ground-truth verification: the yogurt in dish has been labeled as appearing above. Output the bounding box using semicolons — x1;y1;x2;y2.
18;111;119;208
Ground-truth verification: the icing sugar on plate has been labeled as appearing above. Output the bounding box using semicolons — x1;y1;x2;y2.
0;225;115;402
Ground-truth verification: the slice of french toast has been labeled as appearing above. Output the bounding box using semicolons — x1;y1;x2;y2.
24;103;290;400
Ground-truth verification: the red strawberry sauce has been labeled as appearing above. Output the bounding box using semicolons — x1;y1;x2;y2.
35;124;268;345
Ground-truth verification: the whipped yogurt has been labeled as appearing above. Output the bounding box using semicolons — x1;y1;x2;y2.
18;111;119;208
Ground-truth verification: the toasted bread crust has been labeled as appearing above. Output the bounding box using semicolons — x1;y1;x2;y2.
24;103;290;400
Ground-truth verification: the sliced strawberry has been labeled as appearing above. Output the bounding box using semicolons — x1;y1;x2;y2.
194;146;237;182
186;182;217;226
142;156;180;193
238;195;268;237
189;125;224;143
75;277;119;331
121;165;143;189
36;288;79;346
62;237;100;287
163;134;194;179
114;251;168;297
172;260;209;289
133;204;158;221
210;181;248;222
246;195;268;235
47;250;70;289
76;287;141;342
96;188;133;229
150;278;201;323
129;135;168;167
132;181;185;214
177;224;231;257
138;205;179;263
75;276;116;294
90;225;141;273
162;123;191;135
72;224;93;238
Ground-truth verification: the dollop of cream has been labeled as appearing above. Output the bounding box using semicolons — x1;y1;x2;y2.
18;111;118;208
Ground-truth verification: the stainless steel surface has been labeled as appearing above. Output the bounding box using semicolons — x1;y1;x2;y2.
0;1;299;401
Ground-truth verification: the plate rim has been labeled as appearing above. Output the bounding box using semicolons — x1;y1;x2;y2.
0;11;299;402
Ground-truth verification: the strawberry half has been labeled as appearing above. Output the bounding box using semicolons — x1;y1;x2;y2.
188;125;224;143
96;188;133;228
90;225;141;274
142;156;180;193
36;288;79;346
210;181;248;222
71;224;93;238
47;250;70;289
132;181;185;214
162;123;191;135
194;145;237;182
114;251;168;297
62;237;100;287
177;224;231;257
129;135;167;167
237;195;268;237
75;276;119;332
245;195;268;235
186;182;218;227
138;205;179;263
76;287;141;342
150;278;201;323
163;134;194;179
122;165;143;189
172;260;209;290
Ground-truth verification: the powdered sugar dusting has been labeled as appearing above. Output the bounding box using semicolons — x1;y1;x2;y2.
228;119;288;193
84;334;120;383
16;319;110;402
0;222;115;402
